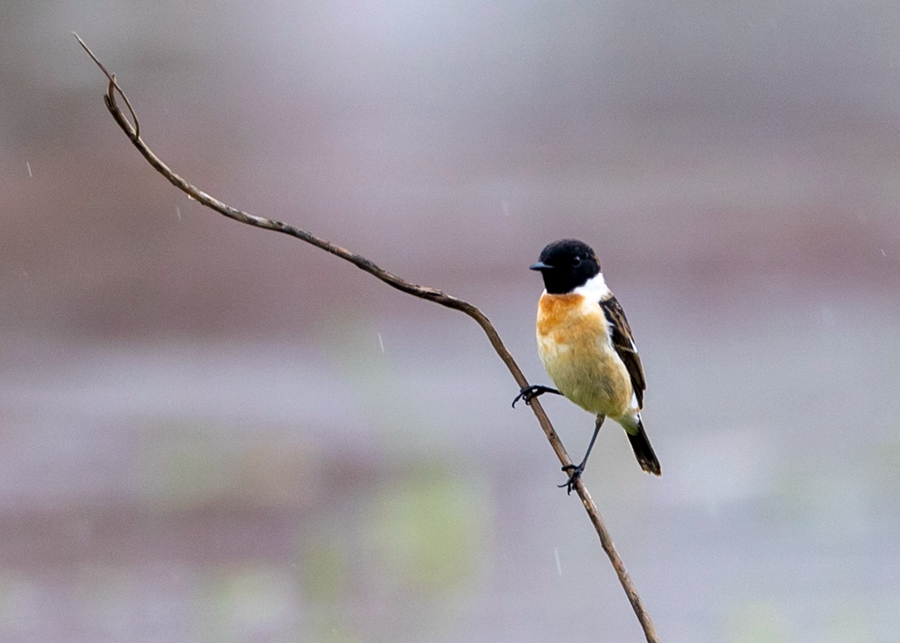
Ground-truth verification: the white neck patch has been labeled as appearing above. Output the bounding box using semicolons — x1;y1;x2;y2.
573;272;611;300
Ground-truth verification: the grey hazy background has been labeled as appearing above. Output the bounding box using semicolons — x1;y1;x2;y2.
2;1;900;642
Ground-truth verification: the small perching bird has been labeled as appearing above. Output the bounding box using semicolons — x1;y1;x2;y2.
515;239;660;492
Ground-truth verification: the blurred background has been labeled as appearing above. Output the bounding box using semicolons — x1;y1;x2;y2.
2;1;899;641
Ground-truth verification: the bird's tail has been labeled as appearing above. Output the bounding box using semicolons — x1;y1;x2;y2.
627;416;661;476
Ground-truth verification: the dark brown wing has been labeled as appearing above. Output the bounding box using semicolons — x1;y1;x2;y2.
599;296;646;408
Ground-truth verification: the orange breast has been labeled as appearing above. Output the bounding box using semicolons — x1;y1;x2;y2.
535;292;632;417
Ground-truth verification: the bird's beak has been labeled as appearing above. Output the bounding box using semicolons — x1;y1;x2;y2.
530;261;552;271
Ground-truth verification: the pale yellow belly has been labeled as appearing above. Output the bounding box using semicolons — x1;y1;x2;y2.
536;294;633;418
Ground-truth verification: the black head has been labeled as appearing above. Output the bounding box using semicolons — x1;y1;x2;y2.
530;239;601;294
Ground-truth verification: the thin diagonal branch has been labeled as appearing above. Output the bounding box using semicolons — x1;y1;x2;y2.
74;33;659;643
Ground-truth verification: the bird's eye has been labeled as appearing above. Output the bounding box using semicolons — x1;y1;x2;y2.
571;256;582;267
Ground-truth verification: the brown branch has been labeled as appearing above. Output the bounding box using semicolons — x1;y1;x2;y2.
73;33;660;643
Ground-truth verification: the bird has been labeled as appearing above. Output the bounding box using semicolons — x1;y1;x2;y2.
514;239;660;492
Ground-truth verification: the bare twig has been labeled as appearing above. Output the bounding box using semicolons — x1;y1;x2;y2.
74;33;660;643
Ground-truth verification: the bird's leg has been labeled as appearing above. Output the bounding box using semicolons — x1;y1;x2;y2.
560;414;605;494
512;385;563;408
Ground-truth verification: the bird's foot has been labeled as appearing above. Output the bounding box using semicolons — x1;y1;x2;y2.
512;385;562;408
558;463;585;495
